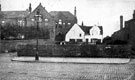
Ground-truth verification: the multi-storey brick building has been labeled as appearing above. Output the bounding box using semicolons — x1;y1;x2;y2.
0;3;77;41
112;10;135;46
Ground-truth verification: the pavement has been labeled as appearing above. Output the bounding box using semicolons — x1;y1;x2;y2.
11;57;131;64
0;53;135;80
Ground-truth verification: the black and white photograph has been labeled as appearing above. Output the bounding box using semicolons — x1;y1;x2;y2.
0;0;135;79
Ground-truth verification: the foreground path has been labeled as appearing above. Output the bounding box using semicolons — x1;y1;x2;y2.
0;53;135;80
12;57;130;64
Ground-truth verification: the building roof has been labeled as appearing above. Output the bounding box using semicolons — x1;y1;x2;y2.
2;11;29;19
80;25;103;35
111;28;128;41
0;11;4;19
49;11;76;21
27;3;53;20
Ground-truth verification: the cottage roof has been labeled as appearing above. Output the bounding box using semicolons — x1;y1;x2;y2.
80;25;103;35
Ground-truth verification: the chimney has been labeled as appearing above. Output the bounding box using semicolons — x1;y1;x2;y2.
133;10;135;19
74;6;76;17
82;21;84;26
120;15;123;30
29;3;32;13
0;4;1;11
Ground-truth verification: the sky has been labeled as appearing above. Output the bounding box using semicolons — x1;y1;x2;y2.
1;0;135;37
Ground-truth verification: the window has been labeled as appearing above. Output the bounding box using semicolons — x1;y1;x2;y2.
63;23;65;25
1;21;5;24
45;19;48;26
38;17;42;22
68;23;71;25
59;25;62;28
70;39;75;42
18;20;23;26
31;19;35;21
86;39;89;43
59;19;62;25
79;34;81;37
45;19;48;22
77;39;82;42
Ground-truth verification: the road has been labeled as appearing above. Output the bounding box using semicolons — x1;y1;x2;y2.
0;53;135;80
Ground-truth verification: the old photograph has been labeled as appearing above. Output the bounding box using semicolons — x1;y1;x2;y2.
0;0;135;79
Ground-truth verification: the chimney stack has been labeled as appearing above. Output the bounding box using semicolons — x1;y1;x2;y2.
82;21;84;26
120;15;123;30
133;10;135;19
74;6;76;17
0;4;1;11
29;3;32;13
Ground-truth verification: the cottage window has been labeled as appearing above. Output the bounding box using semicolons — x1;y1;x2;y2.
79;34;81;37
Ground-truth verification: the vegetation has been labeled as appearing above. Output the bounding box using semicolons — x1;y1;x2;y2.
0;24;50;40
17;44;132;58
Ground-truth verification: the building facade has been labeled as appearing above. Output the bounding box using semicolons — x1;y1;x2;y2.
26;3;55;41
112;10;135;46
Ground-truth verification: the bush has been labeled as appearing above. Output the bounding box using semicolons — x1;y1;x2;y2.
17;44;132;58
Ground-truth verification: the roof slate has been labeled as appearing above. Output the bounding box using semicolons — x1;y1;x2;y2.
49;11;76;21
27;3;53;20
79;25;103;35
3;11;29;18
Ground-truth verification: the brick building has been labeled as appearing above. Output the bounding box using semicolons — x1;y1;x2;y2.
112;10;135;46
0;3;77;41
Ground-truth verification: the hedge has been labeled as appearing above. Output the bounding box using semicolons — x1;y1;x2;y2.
17;44;132;58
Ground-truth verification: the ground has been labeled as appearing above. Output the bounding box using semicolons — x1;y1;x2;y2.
0;53;135;80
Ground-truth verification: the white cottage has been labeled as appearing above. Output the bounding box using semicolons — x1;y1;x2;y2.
65;24;85;42
65;24;103;44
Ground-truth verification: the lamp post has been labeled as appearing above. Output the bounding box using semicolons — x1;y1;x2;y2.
34;9;42;61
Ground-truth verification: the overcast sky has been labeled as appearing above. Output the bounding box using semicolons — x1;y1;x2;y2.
1;0;135;37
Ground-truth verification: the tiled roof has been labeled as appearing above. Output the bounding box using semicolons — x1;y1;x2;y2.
80;25;103;35
112;28;128;41
49;11;76;21
0;11;5;19
27;3;53;20
80;26;92;35
2;11;29;18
